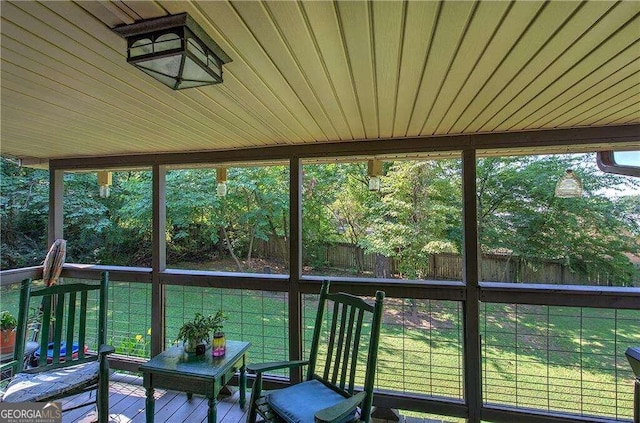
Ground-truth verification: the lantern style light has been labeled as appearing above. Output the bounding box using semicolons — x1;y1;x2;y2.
555;169;582;198
216;167;228;197
113;13;231;90
97;171;112;198
367;159;383;191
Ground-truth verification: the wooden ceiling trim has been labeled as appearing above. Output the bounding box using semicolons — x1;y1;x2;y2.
48;125;640;171
300;1;363;140
43;1;281;146
250;1;342;141
606;108;640;126
100;1;138;24
0;89;181;153
572;90;640;127
0;67;205;149
525;56;639;129
0;114;136;158
507;43;640;130
393;1;439;137
163;3;311;145
0;41;234;147
2;4;247;147
372;0;404;139
266;1;353;140
407;0;477;136
336;1;377;139
113;0;165;21
417;0;481;136
0;38;244;150
428;0;511;136
195;1;328;142
194;3;322;143
75;1;128;28
442;1;546;134
52;5;284;150
477;1;617;132
463;1;584;133
486;3;640;132
546;73;640;128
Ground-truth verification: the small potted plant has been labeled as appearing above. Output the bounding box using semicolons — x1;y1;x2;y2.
176;310;226;355
0;311;18;355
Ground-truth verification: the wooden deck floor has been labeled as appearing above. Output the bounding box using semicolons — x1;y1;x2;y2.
61;372;247;423
61;373;448;423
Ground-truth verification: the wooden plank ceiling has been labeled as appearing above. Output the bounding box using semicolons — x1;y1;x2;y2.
1;0;639;162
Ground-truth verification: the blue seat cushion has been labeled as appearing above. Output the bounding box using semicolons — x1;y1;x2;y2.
267;379;356;423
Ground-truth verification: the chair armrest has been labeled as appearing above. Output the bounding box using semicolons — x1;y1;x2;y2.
315;391;367;423
98;344;115;357
247;360;309;374
0;360;18;373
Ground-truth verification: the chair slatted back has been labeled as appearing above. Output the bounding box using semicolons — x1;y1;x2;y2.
16;274;109;372
306;281;384;422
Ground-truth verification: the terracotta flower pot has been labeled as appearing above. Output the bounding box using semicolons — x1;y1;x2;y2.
0;329;16;355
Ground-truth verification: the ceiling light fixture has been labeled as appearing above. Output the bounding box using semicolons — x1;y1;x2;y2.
98;171;112;198
113;13;231;90
367;159;383;191
216;167;227;197
555;169;582;198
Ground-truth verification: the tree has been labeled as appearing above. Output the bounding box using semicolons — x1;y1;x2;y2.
360;160;462;279
477;154;640;286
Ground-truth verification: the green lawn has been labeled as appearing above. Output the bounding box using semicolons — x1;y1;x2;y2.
1;280;637;420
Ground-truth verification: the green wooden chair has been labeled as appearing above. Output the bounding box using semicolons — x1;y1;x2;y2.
247;281;385;423
0;272;114;423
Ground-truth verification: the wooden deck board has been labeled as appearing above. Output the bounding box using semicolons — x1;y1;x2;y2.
61;372;246;423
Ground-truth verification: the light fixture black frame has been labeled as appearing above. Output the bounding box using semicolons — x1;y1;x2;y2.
113;13;231;90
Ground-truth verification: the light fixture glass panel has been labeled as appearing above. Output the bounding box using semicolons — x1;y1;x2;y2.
369;176;381;191
208;54;222;78
177;80;211;89
130;38;153;57
139;55;183;78
155;32;181;52
555;169;582;198
138;68;178;89
216;182;227;197
182;57;215;83
187;38;207;64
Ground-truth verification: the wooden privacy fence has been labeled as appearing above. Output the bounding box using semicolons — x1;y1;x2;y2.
254;237;628;285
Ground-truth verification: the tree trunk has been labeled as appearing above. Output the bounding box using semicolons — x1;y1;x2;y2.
374;253;390;278
222;226;243;272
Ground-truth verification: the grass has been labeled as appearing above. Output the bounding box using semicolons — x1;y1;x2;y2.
1;279;637;420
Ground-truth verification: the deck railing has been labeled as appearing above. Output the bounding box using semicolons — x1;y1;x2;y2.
1;264;638;422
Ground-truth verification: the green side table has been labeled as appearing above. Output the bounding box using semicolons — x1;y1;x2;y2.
140;340;250;423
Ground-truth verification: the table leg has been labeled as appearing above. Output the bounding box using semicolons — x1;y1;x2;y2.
239;361;247;409
145;386;155;423
208;396;217;423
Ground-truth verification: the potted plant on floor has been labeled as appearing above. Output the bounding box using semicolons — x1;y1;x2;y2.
0;310;17;355
176;310;226;355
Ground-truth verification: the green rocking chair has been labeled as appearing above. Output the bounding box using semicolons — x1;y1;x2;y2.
0;272;114;423
247;280;385;423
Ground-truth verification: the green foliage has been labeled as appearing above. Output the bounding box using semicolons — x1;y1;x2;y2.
0;310;17;330
1;154;638;285
477;154;640;285
361;160;462;279
175;310;227;345
0;158;49;268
